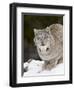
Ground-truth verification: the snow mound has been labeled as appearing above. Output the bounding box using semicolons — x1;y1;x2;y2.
23;59;64;77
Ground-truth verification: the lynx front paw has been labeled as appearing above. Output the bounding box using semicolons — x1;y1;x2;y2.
42;60;57;70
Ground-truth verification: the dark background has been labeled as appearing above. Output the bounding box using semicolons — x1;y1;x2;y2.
23;14;63;62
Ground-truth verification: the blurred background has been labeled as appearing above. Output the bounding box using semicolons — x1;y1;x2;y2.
23;14;63;63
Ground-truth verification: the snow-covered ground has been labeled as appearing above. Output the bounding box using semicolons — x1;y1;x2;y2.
23;59;64;77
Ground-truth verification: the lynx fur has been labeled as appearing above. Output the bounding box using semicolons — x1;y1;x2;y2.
33;24;63;70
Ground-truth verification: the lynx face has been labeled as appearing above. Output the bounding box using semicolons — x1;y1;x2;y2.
34;29;51;54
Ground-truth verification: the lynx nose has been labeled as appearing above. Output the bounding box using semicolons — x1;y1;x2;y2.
41;42;45;46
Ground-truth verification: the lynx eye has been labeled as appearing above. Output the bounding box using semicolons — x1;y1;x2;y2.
37;37;40;40
44;35;49;39
46;47;49;51
39;48;41;52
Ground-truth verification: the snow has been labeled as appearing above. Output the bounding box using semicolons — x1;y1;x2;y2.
23;59;64;77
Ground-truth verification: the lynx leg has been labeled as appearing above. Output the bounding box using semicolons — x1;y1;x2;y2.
47;59;58;70
57;57;63;64
42;59;58;70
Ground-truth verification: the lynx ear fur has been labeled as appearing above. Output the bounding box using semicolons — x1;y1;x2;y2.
34;29;39;36
45;26;51;34
46;26;55;46
34;29;42;35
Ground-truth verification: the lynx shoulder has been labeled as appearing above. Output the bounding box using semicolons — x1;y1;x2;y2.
33;24;63;70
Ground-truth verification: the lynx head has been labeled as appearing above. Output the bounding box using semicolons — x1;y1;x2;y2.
33;28;53;54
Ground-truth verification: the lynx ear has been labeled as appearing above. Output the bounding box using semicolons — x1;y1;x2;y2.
46;26;51;34
33;29;39;35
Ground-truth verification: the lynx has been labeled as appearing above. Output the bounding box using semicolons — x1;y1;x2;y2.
33;24;63;70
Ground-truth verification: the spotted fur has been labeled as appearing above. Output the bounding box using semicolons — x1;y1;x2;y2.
34;24;63;70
